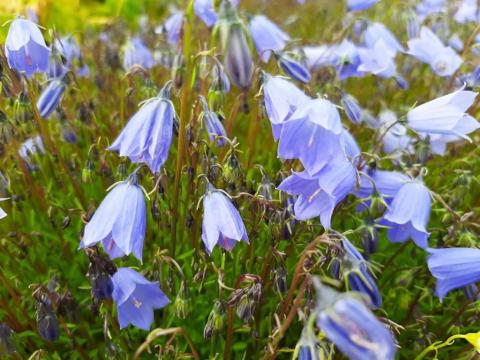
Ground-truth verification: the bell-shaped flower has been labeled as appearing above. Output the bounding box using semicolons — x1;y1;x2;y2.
194;0;218;27
277;157;356;229
278;98;343;175
378;110;413;155
340;238;382;308
313;279;396;360
455;0;478;23
347;0;380;11
407;27;462;77
5;18;50;77
109;83;175;173
122;37;154;71
330;39;363;80
53;36;81;66
262;74;310;140
427;115;480;155
202;183;249;254
249;15;290;63
80;175;147;262
277;53;311;83
381;180;431;248
427;247;480;300
200;97;227;146
112;268;170;330
302;45;332;71
407;87;479;139
364;22;404;55
162;12;184;46
37;79;66;119
19;135;45;166
357;40;397;79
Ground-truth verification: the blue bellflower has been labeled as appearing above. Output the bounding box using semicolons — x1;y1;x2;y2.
330;39;363;80
382;180;431;248
80;176;147;262
194;0;218;27
202;183;249;254
278;157;356;229
407;87;479;139
417;0;446;19
277;98;344;175
162;12;184;46
262;74;310;140
378;110;413;155
200;97;228;146
302;45;332;71
109;83;175;173
347;0;380;11
455;0;479;23
427;247;480;300
357;40;398;79
313;279;396;360
19;135;45;166
340;129;361;163
341;238;382;308
122;37;155;71
5;18;50;77
37;79;66;119
249;15;290;63
112;268;170;330
408;27;462;77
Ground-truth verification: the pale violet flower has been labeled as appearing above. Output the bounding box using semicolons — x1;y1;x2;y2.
407;27;462;77
249;15;290;62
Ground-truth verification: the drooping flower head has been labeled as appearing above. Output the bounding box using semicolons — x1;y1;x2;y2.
5;18;50;77
162;12;184;46
109;82;176;173
112;268;170;330
202;183;248;254
122;37;155;71
276;53;312;83
382;179;431;248
407;87;479;139
277;98;343;175
313;278;396;360
277;157;356;229
262;74;310;140
357;40;398;79
427;247;480;300
330;39;364;80
37;79;66;119
363;22;404;55
248;15;290;63
339;237;382;308
199;96;228;146
80;173;147;262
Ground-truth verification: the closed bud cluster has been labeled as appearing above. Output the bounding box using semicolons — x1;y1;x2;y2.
229;281;262;323
204;300;226;339
35;300;60;341
173;282;191;319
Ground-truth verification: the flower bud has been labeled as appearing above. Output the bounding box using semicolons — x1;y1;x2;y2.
173;282;191;319
224;24;254;90
277;53;311;83
36;301;60;341
341;92;363;124
0;323;15;355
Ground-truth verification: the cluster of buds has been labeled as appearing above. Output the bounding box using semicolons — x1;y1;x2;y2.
203;300;227;339
228;275;262;324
